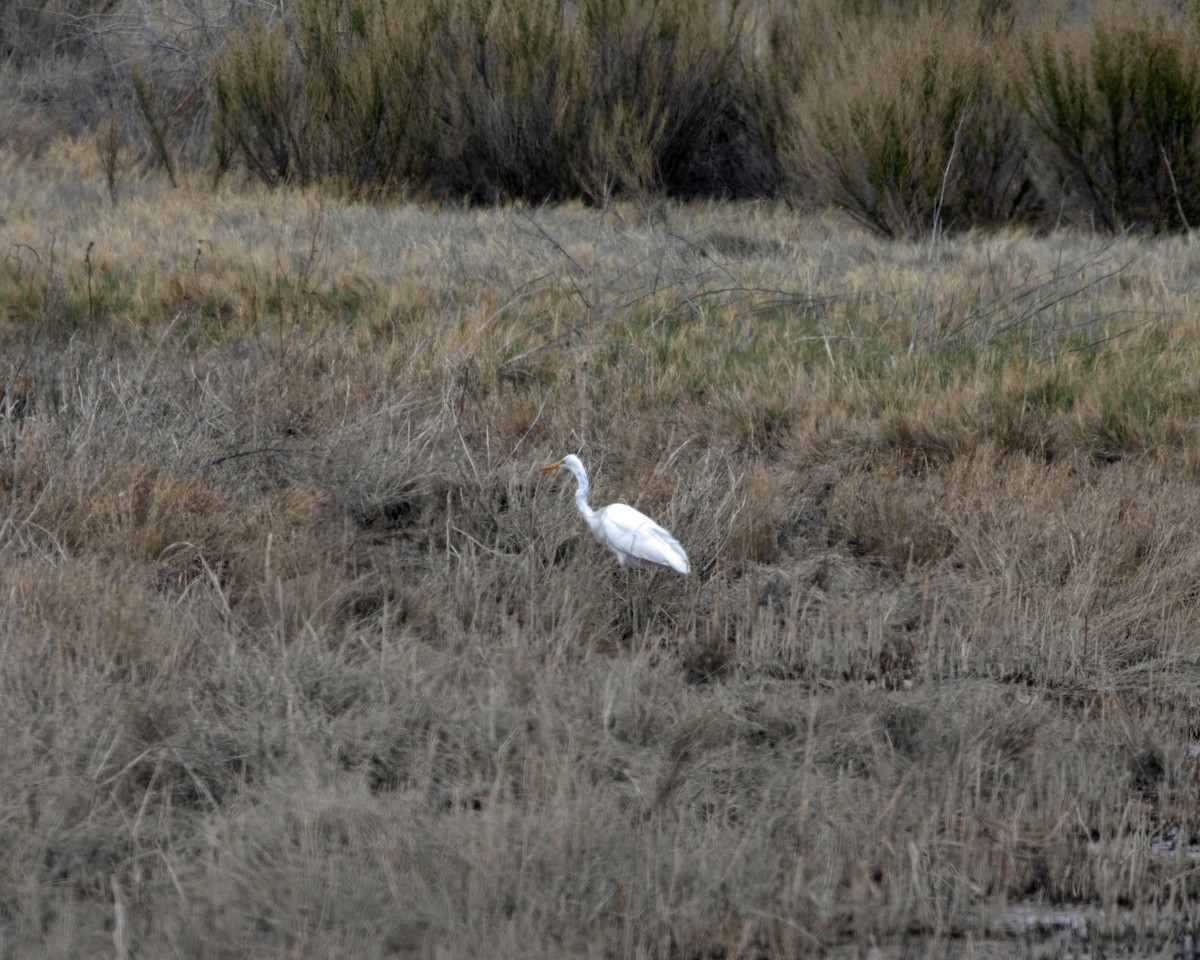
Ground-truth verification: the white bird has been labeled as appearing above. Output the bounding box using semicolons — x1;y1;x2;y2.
540;454;689;574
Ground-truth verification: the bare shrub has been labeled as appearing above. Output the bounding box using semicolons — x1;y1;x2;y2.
0;0;116;64
0;1;240;175
428;0;583;202
1022;0;1200;231
787;9;1033;237
211;14;310;187
567;0;752;201
208;0;761;202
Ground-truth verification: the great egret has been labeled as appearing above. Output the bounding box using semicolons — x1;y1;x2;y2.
540;454;689;574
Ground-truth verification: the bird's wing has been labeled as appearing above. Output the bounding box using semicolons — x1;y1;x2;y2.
595;503;689;574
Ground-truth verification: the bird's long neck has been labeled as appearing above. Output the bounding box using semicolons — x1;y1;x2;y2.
573;474;596;525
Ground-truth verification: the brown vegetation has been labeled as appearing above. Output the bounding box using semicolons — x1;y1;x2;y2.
8;0;1200;232
2;135;1200;956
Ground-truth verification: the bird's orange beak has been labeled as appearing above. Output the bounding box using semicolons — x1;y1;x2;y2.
539;459;563;473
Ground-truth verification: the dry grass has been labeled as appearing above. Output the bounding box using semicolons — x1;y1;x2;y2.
3;142;1200;957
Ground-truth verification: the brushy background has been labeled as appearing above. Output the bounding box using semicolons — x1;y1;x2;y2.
7;0;1200;233
4;1;1200;958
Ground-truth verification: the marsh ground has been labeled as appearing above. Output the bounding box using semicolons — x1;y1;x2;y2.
3;144;1200;957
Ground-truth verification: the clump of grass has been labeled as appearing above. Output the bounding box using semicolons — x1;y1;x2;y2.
826;458;957;570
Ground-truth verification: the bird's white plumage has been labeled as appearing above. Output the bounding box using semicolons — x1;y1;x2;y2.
540;454;689;575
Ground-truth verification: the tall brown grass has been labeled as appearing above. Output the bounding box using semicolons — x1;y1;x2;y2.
3;142;1200;956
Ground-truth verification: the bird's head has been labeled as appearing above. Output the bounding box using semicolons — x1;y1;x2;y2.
539;454;584;475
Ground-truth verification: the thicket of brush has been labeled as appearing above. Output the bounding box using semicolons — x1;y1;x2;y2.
4;141;1200;955
211;0;755;204
6;0;1200;232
